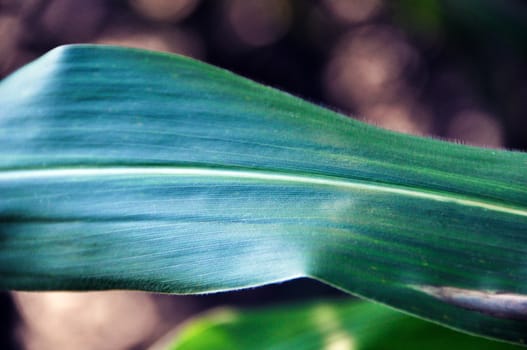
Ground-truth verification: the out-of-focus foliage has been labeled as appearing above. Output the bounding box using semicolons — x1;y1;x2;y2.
170;300;524;350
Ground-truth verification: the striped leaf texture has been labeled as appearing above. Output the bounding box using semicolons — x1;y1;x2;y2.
0;45;526;345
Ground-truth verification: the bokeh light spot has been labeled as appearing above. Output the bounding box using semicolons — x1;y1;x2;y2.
323;0;383;24
226;0;292;47
447;109;504;148
129;0;200;22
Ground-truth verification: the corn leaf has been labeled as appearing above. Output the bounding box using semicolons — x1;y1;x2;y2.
0;45;526;344
168;300;524;350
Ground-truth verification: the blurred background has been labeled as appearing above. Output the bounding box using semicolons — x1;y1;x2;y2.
1;0;526;349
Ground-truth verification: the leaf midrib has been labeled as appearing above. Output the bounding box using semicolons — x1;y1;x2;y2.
1;165;526;218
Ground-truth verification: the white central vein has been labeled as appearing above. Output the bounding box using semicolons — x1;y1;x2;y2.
1;167;526;217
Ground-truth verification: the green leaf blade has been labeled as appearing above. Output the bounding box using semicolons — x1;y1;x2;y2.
169;300;524;350
1;45;526;344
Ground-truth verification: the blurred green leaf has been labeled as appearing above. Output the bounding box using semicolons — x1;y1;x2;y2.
169;300;524;350
0;45;526;344
392;0;444;40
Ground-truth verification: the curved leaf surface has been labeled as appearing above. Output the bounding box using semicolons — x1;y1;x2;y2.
0;45;526;344
168;300;524;350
